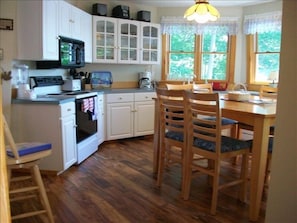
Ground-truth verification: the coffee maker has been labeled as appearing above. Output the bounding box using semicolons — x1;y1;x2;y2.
138;72;152;89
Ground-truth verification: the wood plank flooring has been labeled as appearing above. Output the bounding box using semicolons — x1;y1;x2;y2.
10;136;267;223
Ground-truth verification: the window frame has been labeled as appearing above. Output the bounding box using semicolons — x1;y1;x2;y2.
246;32;281;85
161;34;236;83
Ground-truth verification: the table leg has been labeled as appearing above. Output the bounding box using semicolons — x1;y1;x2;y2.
153;98;160;178
249;117;270;221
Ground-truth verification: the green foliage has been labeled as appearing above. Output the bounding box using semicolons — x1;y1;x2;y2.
256;31;281;81
167;30;281;82
168;32;228;80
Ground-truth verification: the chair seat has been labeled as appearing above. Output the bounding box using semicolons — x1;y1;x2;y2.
204;116;238;125
246;137;274;153
193;136;250;153
165;131;184;142
6;142;52;157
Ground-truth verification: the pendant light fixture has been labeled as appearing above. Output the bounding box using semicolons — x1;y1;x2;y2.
184;0;220;23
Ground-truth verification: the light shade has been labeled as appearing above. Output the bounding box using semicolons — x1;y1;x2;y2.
268;71;279;83
184;0;220;24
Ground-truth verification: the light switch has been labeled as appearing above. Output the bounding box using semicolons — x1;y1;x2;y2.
0;48;3;60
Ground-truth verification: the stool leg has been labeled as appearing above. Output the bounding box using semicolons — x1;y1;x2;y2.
32;164;55;223
7;168;11;188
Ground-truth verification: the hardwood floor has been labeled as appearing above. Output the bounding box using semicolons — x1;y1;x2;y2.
10;136;267;223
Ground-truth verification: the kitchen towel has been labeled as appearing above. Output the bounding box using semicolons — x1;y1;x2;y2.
81;98;94;113
81;97;98;120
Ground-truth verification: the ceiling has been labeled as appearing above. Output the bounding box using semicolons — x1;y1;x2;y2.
117;0;279;8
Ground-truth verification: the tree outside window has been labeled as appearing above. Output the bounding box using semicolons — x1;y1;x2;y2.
167;32;231;81
201;32;228;80
168;33;195;80
161;16;239;83
255;31;281;82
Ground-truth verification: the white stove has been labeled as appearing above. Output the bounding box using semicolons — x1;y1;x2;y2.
31;76;100;164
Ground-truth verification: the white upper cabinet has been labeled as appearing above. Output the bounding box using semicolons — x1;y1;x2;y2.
117;19;140;64
17;0;59;60
93;16;161;64
140;22;161;64
16;0;92;62
93;16;118;63
58;1;82;39
58;1;92;63
79;10;92;63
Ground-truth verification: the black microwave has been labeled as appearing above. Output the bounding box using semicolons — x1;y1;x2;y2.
36;36;85;69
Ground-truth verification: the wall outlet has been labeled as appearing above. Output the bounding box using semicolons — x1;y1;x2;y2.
0;48;3;60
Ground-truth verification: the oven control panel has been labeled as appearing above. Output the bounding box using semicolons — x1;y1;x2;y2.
30;76;64;88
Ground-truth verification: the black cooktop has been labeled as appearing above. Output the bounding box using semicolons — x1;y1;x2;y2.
47;91;91;96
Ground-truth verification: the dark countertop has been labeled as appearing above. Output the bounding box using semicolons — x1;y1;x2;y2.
12;97;75;105
92;88;156;94
12;88;156;105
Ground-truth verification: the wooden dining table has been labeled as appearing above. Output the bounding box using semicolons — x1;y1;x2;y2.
153;93;277;222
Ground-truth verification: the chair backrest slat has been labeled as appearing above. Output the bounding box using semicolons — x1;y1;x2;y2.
2;115;19;160
193;83;213;92
185;92;222;154
259;86;278;99
156;88;186;137
166;83;193;90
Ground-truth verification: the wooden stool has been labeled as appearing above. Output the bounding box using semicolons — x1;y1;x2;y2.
3;115;54;223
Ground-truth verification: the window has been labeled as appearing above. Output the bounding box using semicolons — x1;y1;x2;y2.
161;16;239;82
168;33;195;80
244;12;282;84
165;32;234;82
255;31;281;82
201;31;229;80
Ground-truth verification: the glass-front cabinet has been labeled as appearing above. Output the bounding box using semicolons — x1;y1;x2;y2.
118;20;140;64
140;23;161;64
93;17;118;63
93;16;161;64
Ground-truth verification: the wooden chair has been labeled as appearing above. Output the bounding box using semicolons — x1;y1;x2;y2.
246;137;273;186
193;83;239;138
237;85;278;139
156;88;186;188
166;83;193;90
193;83;213;92
181;92;250;215
3;115;55;223
259;85;278;99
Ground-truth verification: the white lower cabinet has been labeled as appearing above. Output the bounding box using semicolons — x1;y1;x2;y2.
11;102;77;174
134;93;155;136
60;104;77;170
105;92;156;140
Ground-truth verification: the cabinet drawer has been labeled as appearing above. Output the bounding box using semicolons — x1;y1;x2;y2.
60;102;75;117
106;93;134;103
134;92;156;102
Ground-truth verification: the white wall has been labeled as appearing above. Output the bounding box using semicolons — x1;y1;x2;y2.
265;0;297;222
